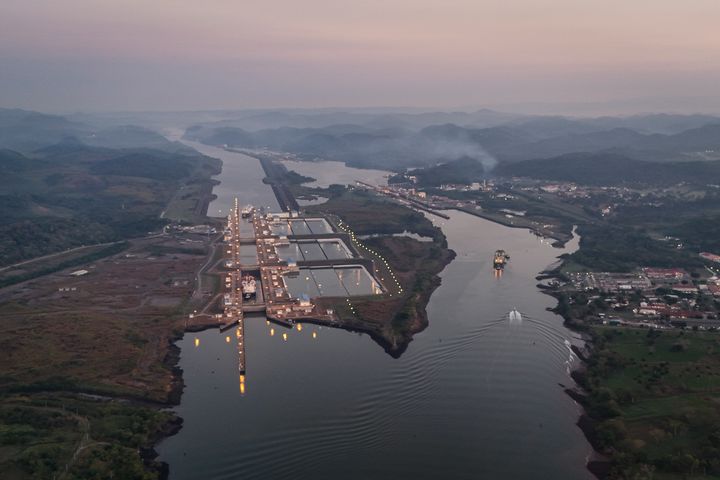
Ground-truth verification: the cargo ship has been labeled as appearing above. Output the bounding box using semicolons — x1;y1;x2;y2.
241;275;257;300
493;249;510;270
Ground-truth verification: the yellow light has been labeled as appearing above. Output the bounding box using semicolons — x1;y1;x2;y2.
194;338;200;347
226;336;230;343
312;331;317;339
297;324;302;332
282;333;288;341
270;328;275;336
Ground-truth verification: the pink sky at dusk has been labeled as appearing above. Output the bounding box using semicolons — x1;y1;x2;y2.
1;0;719;112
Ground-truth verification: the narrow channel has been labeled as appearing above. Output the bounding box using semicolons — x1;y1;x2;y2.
157;141;594;479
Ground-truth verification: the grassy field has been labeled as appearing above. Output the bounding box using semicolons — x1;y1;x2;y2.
0;235;211;478
162;177;219;224
306;188;443;239
0;242;129;289
578;326;720;478
0;146;220;267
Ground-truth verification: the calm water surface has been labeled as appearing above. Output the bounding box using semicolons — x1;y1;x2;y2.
157;142;594;479
182;138;280;215
282;159;390;188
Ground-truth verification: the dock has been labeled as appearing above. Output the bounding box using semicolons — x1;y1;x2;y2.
354;181;450;219
215;195;384;381
223;199;246;374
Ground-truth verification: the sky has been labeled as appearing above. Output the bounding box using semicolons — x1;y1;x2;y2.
1;0;720;114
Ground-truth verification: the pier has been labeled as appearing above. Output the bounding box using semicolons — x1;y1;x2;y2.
221;200;333;378
354;181;451;219
223;199;246;374
216;194;387;380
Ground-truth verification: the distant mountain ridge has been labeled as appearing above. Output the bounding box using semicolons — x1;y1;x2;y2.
185;113;720;171
495;152;720;186
0;108;194;154
494;123;720;162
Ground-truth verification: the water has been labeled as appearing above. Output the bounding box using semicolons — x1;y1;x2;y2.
157;140;593;479
179;138;280;216
283;266;380;298
276;240;352;262
281;159;390;188
270;218;335;236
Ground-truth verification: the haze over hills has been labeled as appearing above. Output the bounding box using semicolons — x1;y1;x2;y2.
495;153;720;187
4;0;720;478
4;106;720;191
183;109;720;172
0;108;194;154
0;108;219;267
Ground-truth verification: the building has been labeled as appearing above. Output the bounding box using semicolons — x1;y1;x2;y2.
672;285;698;295
643;268;688;283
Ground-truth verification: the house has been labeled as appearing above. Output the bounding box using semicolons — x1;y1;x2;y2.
643;268;688;282
672;286;698;295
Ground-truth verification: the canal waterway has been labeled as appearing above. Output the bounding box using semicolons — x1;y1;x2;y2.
180;138;280;216
282;159;390;188
157;143;594;479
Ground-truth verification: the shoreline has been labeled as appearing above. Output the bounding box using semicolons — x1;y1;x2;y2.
538;270;611;479
449;206;573;247
153;147;593;479
352;179;573;248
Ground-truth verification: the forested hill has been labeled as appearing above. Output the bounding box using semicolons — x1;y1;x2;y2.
184;112;720;171
409;157;486;186
0;108;193;154
495;153;720;186
0;143;220;267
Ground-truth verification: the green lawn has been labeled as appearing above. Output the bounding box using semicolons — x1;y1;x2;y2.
582;327;720;478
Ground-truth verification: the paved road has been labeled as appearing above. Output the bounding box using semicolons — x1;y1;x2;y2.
191;234;223;302
0;241;120;273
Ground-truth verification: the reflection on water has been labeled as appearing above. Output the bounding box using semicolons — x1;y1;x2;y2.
181;139;280;215
319;240;352;260
297;241;324;260
276;239;353;262
288;219;312;235
159;211;593;480
160;134;592;479
305;218;334;234
270;218;334;236
281;159;391;188
283;266;380;298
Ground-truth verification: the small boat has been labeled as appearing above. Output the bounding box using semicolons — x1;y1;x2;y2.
493;249;510;270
